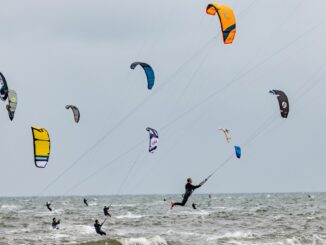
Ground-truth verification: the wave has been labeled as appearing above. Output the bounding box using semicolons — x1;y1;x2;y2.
207;231;254;241
112;204;137;208
119;235;167;245
115;212;142;219
177;209;210;216
79;236;167;245
80;238;122;245
166;230;200;237
1;205;19;210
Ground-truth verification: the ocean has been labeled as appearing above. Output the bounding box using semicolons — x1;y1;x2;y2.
0;193;325;245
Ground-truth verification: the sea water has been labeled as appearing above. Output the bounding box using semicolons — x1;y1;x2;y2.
0;193;326;244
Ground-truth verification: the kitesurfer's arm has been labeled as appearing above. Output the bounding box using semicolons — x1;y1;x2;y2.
187;183;201;190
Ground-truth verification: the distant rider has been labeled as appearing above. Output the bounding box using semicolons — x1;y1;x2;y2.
83;198;88;206
46;202;52;211
103;206;111;217
52;217;60;229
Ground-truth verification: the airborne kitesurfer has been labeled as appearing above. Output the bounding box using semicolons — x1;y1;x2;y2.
46;202;52;211
170;178;206;208
103;206;111;217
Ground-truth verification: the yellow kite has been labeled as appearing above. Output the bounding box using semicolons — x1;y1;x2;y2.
31;127;50;168
206;3;236;44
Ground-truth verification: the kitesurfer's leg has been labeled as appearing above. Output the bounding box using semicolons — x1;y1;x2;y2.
171;194;190;208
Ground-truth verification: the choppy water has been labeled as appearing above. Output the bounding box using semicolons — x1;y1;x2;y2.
0;193;326;244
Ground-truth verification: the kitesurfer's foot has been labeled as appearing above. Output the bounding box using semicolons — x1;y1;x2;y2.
170;202;174;209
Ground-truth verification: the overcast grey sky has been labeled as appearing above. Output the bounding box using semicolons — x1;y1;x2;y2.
1;0;326;196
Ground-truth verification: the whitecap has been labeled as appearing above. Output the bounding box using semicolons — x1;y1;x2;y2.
112;204;137;207
178;209;209;216
285;237;301;245
166;230;199;237
1;205;19;210
116;212;142;219
119;235;167;245
207;231;254;241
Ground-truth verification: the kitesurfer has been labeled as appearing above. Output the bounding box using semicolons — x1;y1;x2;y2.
46;202;52;211
192;203;197;209
52;217;60;229
170;178;206;208
83;198;88;206
103;206;111;217
94;219;106;235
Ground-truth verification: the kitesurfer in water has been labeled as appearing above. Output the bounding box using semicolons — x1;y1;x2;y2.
83;198;88;206
94;219;106;235
52;217;60;229
46;202;52;211
170;178;206;208
103;206;111;217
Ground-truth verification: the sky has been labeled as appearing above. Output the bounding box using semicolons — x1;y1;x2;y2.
0;0;326;196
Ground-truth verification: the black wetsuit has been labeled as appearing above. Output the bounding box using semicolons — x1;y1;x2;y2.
173;183;201;207
94;222;106;235
52;220;60;229
83;198;88;206
103;207;111;217
46;203;52;211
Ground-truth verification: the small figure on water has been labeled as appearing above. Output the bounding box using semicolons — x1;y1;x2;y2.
103;206;111;217
83;198;88;206
94;219;106;236
52;217;60;229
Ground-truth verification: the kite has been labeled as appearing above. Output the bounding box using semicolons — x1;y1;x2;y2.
219;128;231;143
269;90;289;118
130;62;155;90
6;89;17;121
206;3;236;44
234;146;241;159
31;127;51;168
65;105;80;123
0;72;8;101
146;127;159;153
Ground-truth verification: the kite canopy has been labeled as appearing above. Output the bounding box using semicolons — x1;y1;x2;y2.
6;89;17;121
269;90;289;118
31;127;51;168
65;105;80;123
219;128;231;143
234;146;241;159
130;62;155;90
206;3;236;44
0;72;9;101
146;127;159;153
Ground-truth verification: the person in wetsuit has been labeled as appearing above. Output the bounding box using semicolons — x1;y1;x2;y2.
103;206;111;217
52;217;60;229
83;198;88;206
171;177;206;208
94;219;106;235
46;202;52;211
